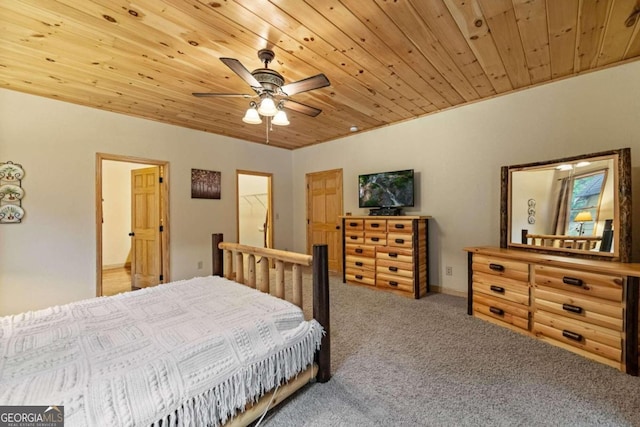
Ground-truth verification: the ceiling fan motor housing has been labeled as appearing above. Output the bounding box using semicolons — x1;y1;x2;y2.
251;68;284;94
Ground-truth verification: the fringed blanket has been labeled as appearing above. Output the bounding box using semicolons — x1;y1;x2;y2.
0;276;323;426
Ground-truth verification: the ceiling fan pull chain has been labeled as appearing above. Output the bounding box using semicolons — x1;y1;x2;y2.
265;117;269;144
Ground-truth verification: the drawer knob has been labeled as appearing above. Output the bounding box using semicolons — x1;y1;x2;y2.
562;276;583;286
389;266;398;272
389;281;398;287
356;275;363;280
388;252;398;258
490;285;505;294
371;237;380;242
489;306;504;316
394;224;405;229
355;261;363;267
395;238;405;244
562;303;583;314
350;236;358;240
355;248;363;254
489;263;505;272
349;222;358;227
371;223;380;228
562;330;583;342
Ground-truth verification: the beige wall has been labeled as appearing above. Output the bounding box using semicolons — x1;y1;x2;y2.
0;90;294;315
292;60;640;295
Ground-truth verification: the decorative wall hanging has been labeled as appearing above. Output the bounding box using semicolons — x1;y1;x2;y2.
191;169;221;199
0;161;25;223
527;198;536;224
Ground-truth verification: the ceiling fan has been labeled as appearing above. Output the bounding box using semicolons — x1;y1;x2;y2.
193;49;330;122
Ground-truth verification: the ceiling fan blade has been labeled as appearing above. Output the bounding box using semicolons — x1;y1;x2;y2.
282;99;322;117
192;93;254;98
220;57;262;88
280;74;330;96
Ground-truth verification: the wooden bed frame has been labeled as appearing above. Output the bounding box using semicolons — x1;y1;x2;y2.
211;234;331;426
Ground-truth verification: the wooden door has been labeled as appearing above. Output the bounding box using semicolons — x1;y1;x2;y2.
131;166;162;288
306;169;343;272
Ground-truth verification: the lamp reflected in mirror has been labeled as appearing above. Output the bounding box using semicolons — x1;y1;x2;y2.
574;210;593;235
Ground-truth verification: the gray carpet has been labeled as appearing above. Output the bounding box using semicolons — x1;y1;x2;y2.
259;272;640;427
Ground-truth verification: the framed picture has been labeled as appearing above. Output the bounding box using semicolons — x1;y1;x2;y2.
191;169;221;199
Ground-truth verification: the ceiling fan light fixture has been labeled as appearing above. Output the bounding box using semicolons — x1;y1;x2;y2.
258;96;277;117
272;109;290;126
242;103;262;124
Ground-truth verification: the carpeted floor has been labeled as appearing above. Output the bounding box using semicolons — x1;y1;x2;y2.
259;272;640;426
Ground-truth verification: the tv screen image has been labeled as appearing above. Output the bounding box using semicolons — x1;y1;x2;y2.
358;169;414;208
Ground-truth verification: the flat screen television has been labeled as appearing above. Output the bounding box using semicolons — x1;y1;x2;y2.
358;169;415;208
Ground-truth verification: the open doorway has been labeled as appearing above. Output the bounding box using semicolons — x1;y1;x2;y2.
237;170;273;248
96;153;170;297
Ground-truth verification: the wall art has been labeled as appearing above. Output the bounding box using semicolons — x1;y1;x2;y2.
191;169;221;199
0;161;25;223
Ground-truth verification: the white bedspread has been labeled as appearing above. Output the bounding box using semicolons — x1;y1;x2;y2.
0;276;323;426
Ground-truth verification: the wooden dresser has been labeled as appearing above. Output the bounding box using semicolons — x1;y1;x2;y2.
465;246;639;375
341;215;430;299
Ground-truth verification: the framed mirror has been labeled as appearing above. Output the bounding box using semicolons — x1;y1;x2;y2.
500;148;631;262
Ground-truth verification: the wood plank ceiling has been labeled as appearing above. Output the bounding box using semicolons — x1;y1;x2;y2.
1;0;640;150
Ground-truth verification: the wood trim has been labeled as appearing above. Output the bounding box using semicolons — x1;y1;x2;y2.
95;153;170;297
467;251;474;315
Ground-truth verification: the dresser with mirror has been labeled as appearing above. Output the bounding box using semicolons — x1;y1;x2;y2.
465;148;639;375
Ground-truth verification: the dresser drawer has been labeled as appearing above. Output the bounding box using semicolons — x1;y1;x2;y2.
376;259;413;279
346;269;376;286
345;244;375;258
365;219;386;231
376;273;414;293
473;293;529;331
472;255;529;282
533;311;622;363
472;272;529;305
345;231;364;244
534;265;623;302
387;219;413;233
365;232;387;246
344;218;364;231
376;246;413;264
345;255;375;271
533;286;623;331
387;232;413;249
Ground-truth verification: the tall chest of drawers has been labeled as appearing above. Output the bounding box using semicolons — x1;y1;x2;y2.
465;246;640;375
341;215;430;299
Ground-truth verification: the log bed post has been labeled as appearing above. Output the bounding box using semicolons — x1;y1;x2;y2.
313;244;331;383
212;233;223;276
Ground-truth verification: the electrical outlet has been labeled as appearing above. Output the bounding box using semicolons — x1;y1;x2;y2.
446;266;453;276
197;261;203;270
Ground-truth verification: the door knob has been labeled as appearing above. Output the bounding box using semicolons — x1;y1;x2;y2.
128;232;135;236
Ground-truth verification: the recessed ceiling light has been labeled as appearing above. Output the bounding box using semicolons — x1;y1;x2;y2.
349;126;358;132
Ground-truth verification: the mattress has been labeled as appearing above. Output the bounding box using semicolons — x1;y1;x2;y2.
0;276;323;426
